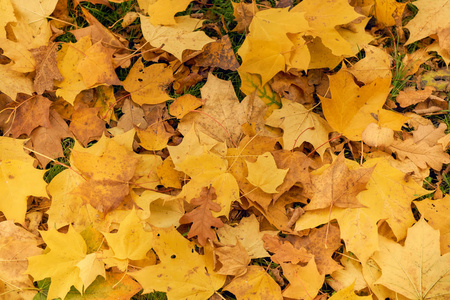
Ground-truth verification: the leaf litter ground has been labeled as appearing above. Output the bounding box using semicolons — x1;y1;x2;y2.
0;0;450;299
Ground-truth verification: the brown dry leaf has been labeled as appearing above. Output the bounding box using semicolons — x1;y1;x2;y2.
31;43;64;95
0;221;43;300
77;41;121;88
77;7;127;49
286;225;342;275
30;109;73;167
117;99;148;131
270;72;315;106
10;95;52;138
414;95;448;115
179;186;224;246
123;58;173;105
262;234;313;264
413;123;447;147
193;35;240;71
69;107;106;147
389;137;450;170
71;138;139;213
304;153;374;210
216;240;251;277
231;1;259;33
414;196;450;254
396;86;434;108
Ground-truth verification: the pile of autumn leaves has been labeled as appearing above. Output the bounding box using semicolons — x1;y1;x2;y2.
1;0;450;299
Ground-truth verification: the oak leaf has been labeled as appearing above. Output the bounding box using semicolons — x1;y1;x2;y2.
131;226;226;300
246;152;289;194
224;265;283;300
373;218;450;300
31;43;64;95
122;58;173;105
389;137;450;171
265;98;332;156
179;186;224;246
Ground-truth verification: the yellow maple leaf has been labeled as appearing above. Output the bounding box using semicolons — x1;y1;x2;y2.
76;41;121;88
246;152;288;194
374;0;406;27
265;98;332;156
0;159;47;224
321;68;408;141
224;265;282;300
131;226;226;300
328;282;373;300
122;58;173;105
103;209;153;264
26;226;104;300
148;0;193;26
0;63;34;100
282;259;324;299
140;14;215;61
373;218;450;299
55;36;91;105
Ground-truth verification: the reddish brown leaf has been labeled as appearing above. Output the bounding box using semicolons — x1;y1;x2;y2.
179;186;224;246
10;95;51;138
31;43;64;95
69;107;106;147
193;35;240;71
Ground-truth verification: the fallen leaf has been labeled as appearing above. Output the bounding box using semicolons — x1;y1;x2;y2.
69;107;106;147
31;43;64;94
131;226;226;299
224;265;283;300
123;58;173;105
328;282;373;300
304;153;374;210
140;14;215;61
9;95;51;138
148;0;193;26
396;86;434;108
246;152;289;194
216;240;251;277
266;98;332;156
281;259;325;299
179;186;224;246
373;218;450;299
